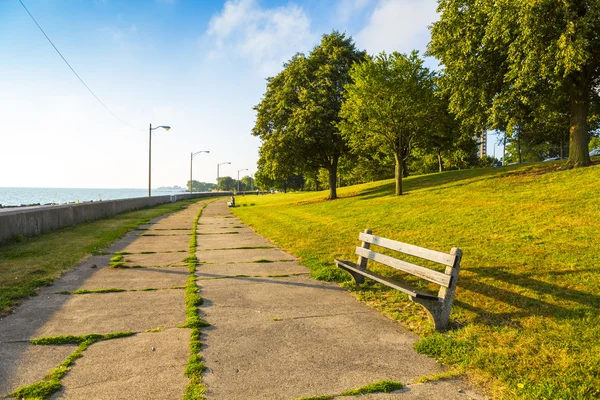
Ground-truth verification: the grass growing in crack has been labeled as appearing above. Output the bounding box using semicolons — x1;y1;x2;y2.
254;259;273;263
0;199;200;316
415;367;464;384
294;380;404;400
109;263;144;269
13;332;135;399
182;200;219;399
141;287;158;291
145;327;165;333
212;246;274;250
71;288;126;294
339;380;404;396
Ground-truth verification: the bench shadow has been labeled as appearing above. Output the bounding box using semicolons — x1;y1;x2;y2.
196;274;345;291
451;266;600;327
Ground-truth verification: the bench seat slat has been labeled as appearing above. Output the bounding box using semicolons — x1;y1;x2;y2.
358;232;456;267
355;246;451;288
335;260;439;301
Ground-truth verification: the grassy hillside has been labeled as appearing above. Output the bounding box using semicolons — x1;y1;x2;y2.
232;162;600;399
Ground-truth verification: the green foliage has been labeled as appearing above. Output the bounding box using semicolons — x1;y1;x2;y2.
253;31;366;200
186;180;217;192
429;0;600;167
340;51;436;195
217;176;235;191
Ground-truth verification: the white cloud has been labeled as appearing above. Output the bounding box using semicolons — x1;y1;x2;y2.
336;0;372;23
206;0;316;76
355;0;438;55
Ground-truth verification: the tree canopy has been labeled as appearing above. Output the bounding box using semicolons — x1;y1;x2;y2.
252;31;365;199
429;0;600;167
339;51;436;195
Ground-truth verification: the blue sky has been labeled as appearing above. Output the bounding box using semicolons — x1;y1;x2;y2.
1;0;498;189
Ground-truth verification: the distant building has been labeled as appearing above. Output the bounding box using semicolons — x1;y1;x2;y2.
475;131;487;158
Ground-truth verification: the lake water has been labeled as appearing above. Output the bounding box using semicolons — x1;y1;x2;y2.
0;187;188;207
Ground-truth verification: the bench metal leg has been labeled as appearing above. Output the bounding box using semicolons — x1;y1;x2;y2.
410;297;452;331
348;270;365;285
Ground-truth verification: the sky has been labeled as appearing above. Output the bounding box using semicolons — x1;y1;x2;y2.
0;0;499;189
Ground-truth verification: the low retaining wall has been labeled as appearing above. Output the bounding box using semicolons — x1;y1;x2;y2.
0;192;230;244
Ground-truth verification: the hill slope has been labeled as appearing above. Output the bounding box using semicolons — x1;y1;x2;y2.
232;162;600;399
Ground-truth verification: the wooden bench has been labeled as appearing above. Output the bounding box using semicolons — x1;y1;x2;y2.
335;229;462;331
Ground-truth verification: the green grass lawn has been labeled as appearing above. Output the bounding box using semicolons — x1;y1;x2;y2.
0;199;202;316
232;161;600;399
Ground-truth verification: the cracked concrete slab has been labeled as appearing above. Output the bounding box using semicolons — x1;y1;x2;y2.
56;329;190;400
200;275;362;322
76;267;190;290
196;233;273;250
121;252;188;268
131;230;192;237
26;291;185;338
198;248;295;263
0;342;77;397
196;226;252;235
44;255;112;293
119;235;190;253
196;262;309;278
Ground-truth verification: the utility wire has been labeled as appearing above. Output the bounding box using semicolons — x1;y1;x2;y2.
18;0;143;130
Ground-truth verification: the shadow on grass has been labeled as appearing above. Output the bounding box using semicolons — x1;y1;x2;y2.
355;167;516;200
451;266;600;327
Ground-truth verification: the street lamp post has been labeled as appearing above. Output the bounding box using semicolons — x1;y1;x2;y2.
149;124;171;197
216;162;231;191
190;151;210;194
237;168;248;193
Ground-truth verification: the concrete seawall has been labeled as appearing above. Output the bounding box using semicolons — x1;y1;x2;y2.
0;193;230;244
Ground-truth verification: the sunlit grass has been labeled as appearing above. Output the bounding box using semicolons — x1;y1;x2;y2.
232;162;600;399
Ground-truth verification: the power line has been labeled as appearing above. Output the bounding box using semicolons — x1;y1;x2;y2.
18;0;142;130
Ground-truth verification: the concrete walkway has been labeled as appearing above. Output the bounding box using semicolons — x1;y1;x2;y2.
0;199;484;399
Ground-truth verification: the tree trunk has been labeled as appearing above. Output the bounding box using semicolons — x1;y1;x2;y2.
394;151;403;196
327;167;337;199
402;159;409;177
438;151;444;172
517;131;522;164
568;92;591;167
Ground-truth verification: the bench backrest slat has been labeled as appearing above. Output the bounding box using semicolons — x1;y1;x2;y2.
358;232;456;267
355;246;452;288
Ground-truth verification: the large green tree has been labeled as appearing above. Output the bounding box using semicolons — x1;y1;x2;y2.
252;31;365;199
339;51;435;195
429;0;600;167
